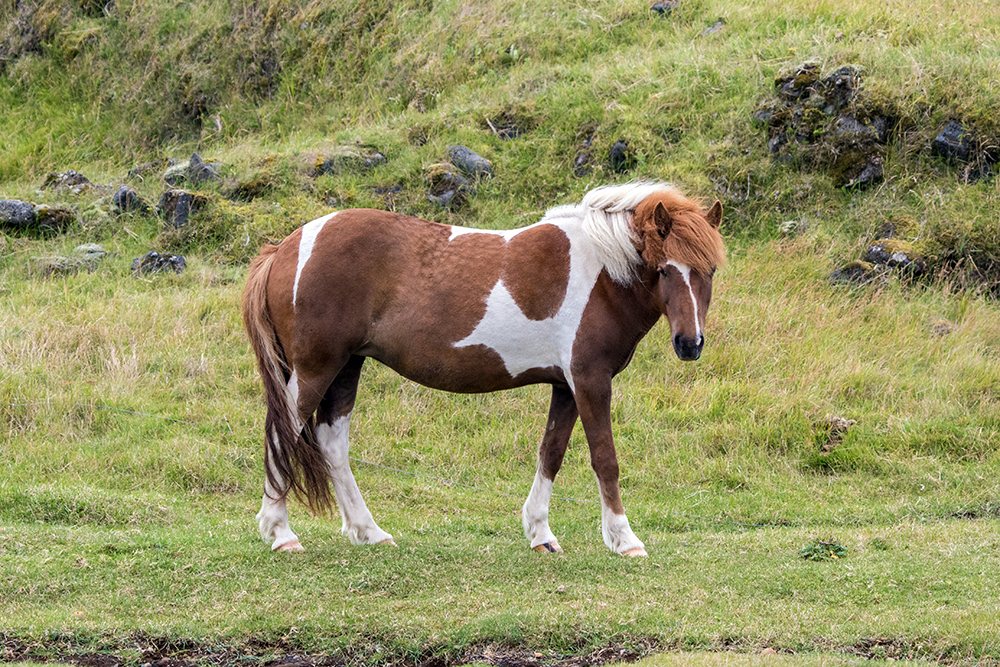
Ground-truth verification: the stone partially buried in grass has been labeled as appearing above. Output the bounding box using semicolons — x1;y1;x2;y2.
131;251;186;276
0;199;37;231
447;145;493;179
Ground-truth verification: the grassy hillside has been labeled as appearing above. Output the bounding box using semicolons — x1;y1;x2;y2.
3;0;1000;665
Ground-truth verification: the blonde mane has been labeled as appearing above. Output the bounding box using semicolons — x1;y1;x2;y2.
576;181;725;283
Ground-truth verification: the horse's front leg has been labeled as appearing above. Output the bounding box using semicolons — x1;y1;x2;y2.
523;384;578;553
574;379;647;557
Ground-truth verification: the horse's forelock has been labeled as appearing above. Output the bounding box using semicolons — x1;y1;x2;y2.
633;190;725;277
574;181;725;284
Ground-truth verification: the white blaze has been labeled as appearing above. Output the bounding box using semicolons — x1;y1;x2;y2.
664;260;700;339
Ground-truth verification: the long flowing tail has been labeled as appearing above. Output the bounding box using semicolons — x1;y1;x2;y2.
241;246;334;514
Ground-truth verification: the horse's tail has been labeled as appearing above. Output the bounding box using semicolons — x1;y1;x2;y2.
241;245;334;514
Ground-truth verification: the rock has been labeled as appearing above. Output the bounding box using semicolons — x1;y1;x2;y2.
161;154;221;186
863;239;926;275
75;243;108;260
932;121;972;163
819;415;856;453
779;220;806;237
311;146;387;176
0;199;36;229
700;18;726;35
834;115;878;140
157;189;208;228
131;251;186;276
35;244;107;278
817;65;861;113
41;170;94;195
840;154;883;189
32;204;77;233
650;0;679;16
447;145;493;179
609;140;635;173
425;163;470;210
112;185;151;215
187;152;220;184
775;63;819;102
163;161;190;186
829;260;877;285
930;318;954;336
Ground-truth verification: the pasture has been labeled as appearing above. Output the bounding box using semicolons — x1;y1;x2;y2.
3;0;1000;664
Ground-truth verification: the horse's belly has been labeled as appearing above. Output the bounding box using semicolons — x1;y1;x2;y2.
364;325;568;394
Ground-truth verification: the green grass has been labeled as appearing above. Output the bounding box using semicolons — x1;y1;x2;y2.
4;0;1000;664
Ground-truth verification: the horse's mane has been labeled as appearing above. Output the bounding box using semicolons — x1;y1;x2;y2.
576;181;725;283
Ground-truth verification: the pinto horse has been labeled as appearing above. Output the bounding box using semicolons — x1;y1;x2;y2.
242;181;724;556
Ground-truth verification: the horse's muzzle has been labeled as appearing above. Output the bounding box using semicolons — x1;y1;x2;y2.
673;334;704;361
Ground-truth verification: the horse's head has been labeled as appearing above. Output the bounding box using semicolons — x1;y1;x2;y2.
634;195;724;361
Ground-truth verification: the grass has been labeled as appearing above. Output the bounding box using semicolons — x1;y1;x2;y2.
4;0;1000;664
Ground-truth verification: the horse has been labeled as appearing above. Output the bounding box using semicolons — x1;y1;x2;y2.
241;181;724;557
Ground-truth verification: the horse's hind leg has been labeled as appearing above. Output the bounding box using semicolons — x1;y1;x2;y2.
522;384;578;553
316;355;395;546
257;445;304;551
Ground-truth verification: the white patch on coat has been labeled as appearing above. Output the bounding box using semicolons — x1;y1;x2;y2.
664;260;701;339
522;469;558;548
451;217;604;392
292;211;338;307
316;415;393;545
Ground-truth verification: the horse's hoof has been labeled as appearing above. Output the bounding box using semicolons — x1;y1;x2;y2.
380;538;398;547
275;540;304;552
532;541;563;553
620;546;648;557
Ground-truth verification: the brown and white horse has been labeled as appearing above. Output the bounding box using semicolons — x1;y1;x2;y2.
242;181;724;556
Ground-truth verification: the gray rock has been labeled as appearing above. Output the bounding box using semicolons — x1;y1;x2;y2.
131;251;186;276
187;152;220;185
426;163;470;210
701;18;726;35
163;161;190;186
609;140;635;173
651;0;679;15
829;260;878;285
36;244;107;277
112;185;151;215
932;121;973;163
0;200;36;229
863;240;926;275
75;243;108;260
447;145;493;179
157;189;207;228
41;170;94;195
32;204;77;233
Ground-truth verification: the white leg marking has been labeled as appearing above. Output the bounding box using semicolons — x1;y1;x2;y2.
598;482;645;555
522;469;559;549
317;415;394;546
257;428;302;550
292;213;337;307
664;260;700;339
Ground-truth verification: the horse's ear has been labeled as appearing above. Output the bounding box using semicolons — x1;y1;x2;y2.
654;201;672;237
705;200;723;229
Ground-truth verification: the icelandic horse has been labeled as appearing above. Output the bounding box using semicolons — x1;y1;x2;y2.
242;181;724;556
